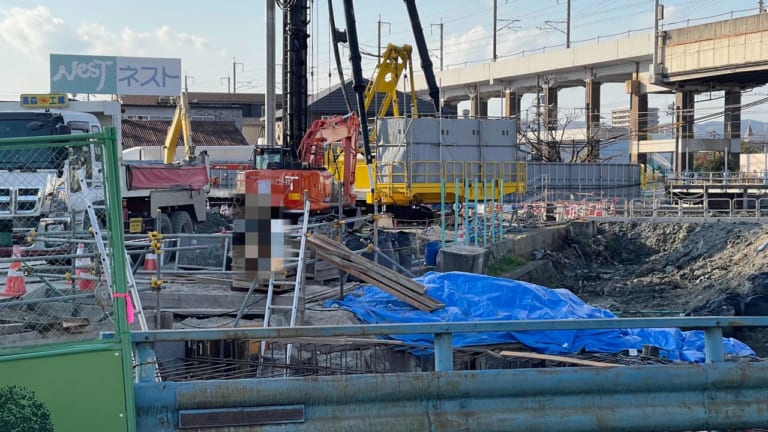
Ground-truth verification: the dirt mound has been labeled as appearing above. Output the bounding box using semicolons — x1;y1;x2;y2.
531;222;768;354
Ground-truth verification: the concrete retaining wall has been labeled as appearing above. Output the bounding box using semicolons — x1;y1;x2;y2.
486;220;596;263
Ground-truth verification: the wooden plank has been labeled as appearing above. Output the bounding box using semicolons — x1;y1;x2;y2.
313;249;442;312
314;249;437;308
498;350;621;368
314;251;426;302
307;234;428;296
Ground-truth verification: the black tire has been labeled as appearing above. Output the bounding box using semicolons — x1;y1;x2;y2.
170;211;194;234
157;212;173;265
170;211;195;264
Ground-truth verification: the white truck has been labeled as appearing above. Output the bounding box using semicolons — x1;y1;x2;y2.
0;97;219;258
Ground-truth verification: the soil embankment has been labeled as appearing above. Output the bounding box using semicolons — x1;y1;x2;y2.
521;221;768;355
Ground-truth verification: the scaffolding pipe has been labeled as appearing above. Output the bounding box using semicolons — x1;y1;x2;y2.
474;178;479;247
482;179;488;247
454;178;460;238
440;181;446;248
0;251;99;264
0;291;96;307
499;181;505;242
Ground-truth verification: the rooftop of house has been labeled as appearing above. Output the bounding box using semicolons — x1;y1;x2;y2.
121;119;249;149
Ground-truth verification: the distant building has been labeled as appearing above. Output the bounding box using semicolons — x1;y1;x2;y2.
611;107;659;129
121;119;248;149
121;92;278;146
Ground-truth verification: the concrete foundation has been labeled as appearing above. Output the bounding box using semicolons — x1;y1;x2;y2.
437;245;490;274
485;221;596;264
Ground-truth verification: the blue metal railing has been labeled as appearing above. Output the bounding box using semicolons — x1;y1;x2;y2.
129;316;768;372
127;316;768;431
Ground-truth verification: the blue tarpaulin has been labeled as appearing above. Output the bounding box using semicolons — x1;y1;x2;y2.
325;271;756;362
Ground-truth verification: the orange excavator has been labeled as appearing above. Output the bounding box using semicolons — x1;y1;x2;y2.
237;0;378;220
237;112;360;216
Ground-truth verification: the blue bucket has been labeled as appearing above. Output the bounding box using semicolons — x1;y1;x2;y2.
424;240;440;266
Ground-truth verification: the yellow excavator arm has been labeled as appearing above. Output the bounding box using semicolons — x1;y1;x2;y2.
363;43;418;143
162;92;194;164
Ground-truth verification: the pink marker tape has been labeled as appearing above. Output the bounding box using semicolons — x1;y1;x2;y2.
112;293;135;324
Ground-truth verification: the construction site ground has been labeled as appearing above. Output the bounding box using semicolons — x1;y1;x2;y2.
150;221;767;354
523;221;768;357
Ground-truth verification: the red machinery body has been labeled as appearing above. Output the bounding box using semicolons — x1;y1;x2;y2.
239;168;334;214
238;112;360;214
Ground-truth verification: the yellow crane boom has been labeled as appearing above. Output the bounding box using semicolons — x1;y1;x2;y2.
363;43;417;143
162;92;194;164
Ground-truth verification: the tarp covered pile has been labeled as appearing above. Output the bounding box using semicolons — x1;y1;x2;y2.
325;271;755;362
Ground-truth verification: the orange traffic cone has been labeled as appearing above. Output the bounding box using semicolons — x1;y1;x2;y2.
2;245;26;297
457;225;466;245
143;251;158;271
75;243;95;291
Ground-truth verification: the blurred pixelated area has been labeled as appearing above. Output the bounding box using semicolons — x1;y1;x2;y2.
231;180;289;283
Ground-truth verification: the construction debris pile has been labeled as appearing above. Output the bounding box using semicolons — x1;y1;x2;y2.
526;222;768;356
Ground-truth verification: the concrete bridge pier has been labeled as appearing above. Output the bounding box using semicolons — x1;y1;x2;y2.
470;93;489;118
676;91;695;173
629;77;648;165
442;99;459;117
503;89;522;130
543;84;558;131
724;89;741;172
585;79;601;160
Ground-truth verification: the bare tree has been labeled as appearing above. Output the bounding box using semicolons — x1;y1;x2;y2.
518;108;625;163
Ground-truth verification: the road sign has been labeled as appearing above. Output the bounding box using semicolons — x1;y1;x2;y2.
20;94;69;108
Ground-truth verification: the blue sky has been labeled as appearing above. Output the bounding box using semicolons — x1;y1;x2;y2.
1;0;767;122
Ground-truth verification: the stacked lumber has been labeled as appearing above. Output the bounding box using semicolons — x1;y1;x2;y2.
306;234;444;312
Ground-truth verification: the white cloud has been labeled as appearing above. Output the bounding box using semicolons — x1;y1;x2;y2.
77;23;208;56
494;28;563;60
443;25;490;68
437;25;563;70
0;6;64;58
0;6;208;59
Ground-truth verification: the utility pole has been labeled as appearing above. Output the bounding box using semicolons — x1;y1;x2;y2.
431;20;444;71
493;0;520;61
233;58;244;94
651;0;663;82
377;15;391;65
566;0;571;48
761;0;766;13
220;76;231;93
184;74;194;93
266;0;276;147
377;15;390;118
493;0;498;61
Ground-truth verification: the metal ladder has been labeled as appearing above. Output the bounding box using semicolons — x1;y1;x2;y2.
77;170;149;331
258;191;311;367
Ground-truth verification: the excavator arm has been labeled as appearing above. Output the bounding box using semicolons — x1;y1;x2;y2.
298;112;360;206
162;92;194;164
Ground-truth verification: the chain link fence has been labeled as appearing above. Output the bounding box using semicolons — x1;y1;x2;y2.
0;128;127;350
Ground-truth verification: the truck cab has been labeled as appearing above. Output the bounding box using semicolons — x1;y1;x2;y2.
0;109;103;250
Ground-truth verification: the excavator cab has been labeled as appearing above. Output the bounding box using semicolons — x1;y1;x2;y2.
252;147;284;169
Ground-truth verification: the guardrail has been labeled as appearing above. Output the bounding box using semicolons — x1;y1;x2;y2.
520;197;768;221
128;317;768;431
625;197;768;220
667;170;768;186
